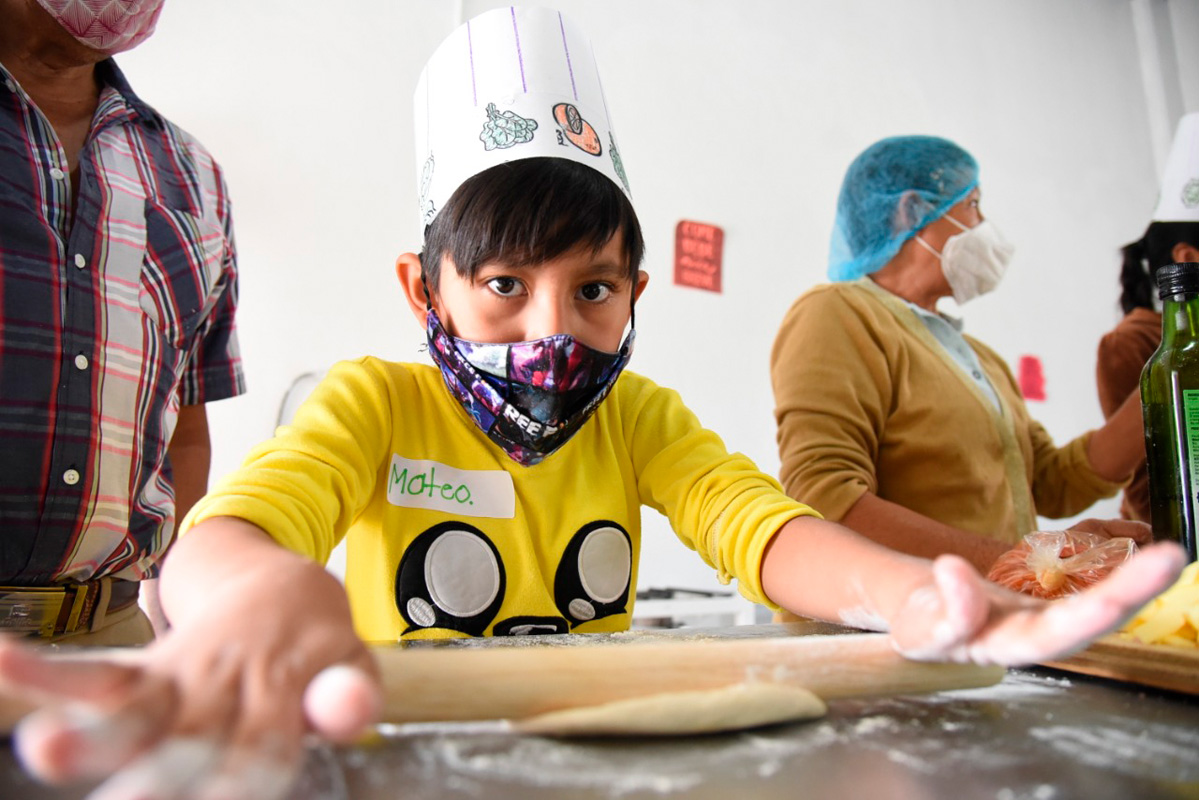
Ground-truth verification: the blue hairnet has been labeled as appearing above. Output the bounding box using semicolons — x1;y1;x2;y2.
828;135;979;281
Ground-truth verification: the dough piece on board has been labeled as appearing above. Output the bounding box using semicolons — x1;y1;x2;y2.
513;682;827;737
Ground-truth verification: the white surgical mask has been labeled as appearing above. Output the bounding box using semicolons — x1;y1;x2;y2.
915;214;1014;305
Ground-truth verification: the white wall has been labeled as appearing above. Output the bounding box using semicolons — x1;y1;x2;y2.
118;1;1193;601
1169;0;1199;111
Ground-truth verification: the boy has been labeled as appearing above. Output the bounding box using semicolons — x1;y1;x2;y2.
0;7;1184;800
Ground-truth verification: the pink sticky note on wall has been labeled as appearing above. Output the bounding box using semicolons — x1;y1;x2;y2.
674;220;723;293
1018;355;1046;401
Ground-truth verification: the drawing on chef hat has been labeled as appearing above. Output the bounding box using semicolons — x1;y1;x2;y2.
1152;112;1199;222
480;103;539;150
413;6;631;232
553;102;601;155
418;153;436;226
609;133;629;194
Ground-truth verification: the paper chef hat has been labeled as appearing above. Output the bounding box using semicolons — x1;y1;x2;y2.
413;6;632;232
1152;111;1199;223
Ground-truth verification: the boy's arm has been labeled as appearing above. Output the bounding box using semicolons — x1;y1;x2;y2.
0;514;1184;798
760;515;1185;665
0;517;381;798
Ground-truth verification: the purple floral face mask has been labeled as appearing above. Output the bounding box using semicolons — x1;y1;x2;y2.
426;308;634;466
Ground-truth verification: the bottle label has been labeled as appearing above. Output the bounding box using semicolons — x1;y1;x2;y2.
1185;390;1199;497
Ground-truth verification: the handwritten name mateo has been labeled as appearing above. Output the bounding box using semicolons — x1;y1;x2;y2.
392;463;474;505
386;456;515;518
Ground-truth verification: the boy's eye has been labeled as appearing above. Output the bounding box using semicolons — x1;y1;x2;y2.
486;277;523;297
579;283;613;302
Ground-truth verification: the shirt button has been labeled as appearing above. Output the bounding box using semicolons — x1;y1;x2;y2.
50;167;66;180
63;469;81;486
74;354;89;370
74;253;86;269
973;371;982;379
4;80;14;92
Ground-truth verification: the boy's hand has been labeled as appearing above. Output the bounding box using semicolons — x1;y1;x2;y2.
888;542;1187;665
0;522;382;800
0;621;378;799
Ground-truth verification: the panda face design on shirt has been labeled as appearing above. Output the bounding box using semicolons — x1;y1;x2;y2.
395;520;632;636
396;522;507;637
553;521;633;627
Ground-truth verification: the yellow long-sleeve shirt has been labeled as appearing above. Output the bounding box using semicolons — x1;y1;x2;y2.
185;357;817;641
770;279;1122;546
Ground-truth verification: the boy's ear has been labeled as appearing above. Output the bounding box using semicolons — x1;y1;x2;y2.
1173;242;1199;264
395;252;431;325
633;270;650;303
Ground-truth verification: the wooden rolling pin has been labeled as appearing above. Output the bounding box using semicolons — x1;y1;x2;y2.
373;632;1003;721
0;632;1003;732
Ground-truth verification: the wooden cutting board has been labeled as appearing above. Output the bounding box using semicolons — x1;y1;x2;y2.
1040;634;1199;695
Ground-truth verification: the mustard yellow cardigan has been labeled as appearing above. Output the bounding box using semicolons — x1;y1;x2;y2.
770;279;1123;545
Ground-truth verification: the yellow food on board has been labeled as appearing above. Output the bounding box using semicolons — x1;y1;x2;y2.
1119;561;1199;648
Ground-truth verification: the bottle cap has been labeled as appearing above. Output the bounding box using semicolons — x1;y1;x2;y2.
1155;263;1199;299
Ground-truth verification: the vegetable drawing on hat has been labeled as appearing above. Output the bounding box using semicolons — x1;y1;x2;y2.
413;6;633;232
1152;112;1199;223
553;102;601;155
419;153;436;226
1184;178;1199;210
480;103;539;151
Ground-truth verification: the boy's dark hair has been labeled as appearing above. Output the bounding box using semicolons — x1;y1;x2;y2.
420;157;644;294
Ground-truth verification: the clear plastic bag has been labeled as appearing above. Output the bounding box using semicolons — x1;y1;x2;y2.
986;530;1138;599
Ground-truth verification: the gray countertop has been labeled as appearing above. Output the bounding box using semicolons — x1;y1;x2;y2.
4;625;1199;799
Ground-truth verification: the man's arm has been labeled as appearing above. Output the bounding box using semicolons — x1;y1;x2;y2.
141;403;212;632
168;404;212;522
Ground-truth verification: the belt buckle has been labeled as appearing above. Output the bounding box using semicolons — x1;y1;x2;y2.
0;586;70;638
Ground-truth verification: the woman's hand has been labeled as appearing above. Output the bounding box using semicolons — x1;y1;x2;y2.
1067;517;1153;546
888;542;1186;665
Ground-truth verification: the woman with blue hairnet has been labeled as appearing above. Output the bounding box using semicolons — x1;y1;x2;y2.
770;135;1150;576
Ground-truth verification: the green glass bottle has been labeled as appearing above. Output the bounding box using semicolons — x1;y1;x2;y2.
1141;262;1199;562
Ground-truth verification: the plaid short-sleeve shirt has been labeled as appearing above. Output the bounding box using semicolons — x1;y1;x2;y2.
0;58;245;584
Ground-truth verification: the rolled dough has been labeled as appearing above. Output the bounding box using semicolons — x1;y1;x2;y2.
513;682;827;737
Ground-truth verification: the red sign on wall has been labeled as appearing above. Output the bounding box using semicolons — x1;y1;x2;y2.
674;220;724;293
1018;355;1046;401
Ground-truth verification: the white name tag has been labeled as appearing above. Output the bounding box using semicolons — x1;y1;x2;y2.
385;455;516;519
